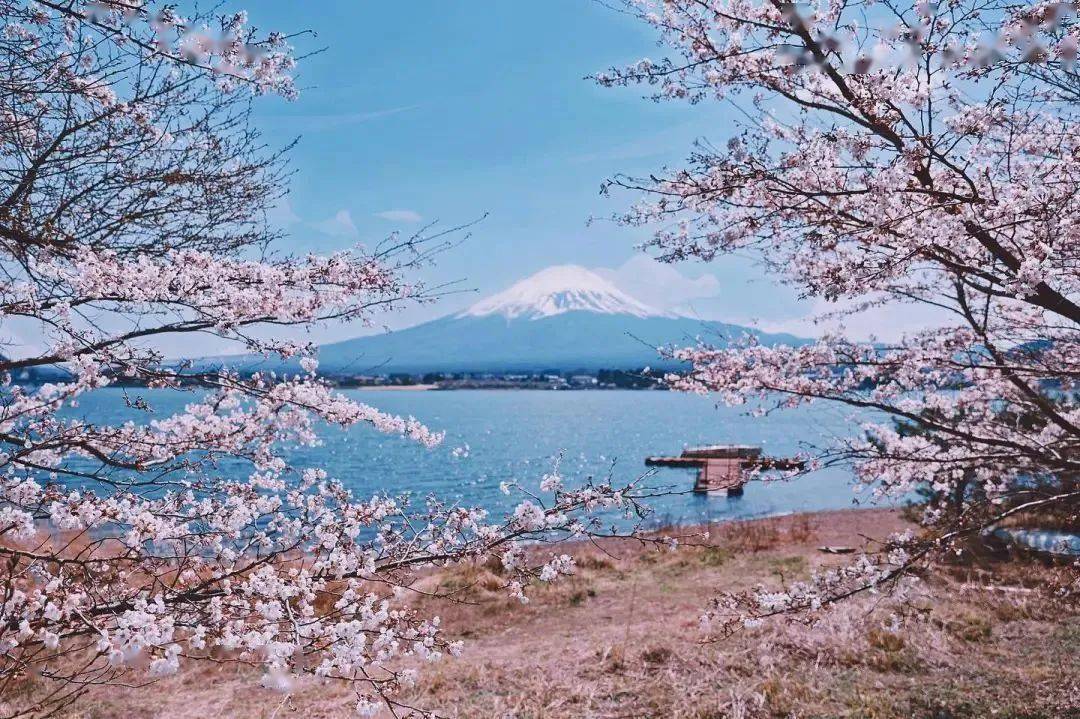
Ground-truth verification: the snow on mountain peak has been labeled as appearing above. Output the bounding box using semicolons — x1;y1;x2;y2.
461;264;669;320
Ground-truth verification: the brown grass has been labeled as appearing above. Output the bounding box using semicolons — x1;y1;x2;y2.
57;509;1080;719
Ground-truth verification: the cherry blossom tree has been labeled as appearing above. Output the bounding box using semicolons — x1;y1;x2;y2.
0;3;655;716
598;0;1079;629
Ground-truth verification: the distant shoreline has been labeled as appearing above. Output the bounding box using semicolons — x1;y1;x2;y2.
27;372;669;392
347;382;659;391
347;384;670;392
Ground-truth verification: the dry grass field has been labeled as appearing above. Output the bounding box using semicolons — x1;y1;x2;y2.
59;509;1080;719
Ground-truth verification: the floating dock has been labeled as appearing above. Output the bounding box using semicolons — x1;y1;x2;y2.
645;445;803;495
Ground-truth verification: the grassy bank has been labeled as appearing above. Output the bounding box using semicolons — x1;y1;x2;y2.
66;509;1079;719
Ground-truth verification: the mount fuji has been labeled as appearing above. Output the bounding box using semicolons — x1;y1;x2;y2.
460;265;667;321
214;265;807;375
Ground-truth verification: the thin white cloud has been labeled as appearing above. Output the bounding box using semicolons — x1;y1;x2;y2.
599;255;951;341
595;254;953;341
595;255;722;312
760;297;954;342
375;209;423;224
267;198;301;228
265;105;420;132
314;209;359;239
0;317;47;361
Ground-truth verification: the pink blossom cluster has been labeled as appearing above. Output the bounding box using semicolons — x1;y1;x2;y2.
11;1;300;100
600;0;1080;622
0;452;650;712
33;247;411;330
0;3;660;715
700;532;920;636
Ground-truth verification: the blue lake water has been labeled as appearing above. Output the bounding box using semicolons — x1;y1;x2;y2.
65;388;885;527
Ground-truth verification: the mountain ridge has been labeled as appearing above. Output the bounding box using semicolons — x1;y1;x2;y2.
199;264;810;375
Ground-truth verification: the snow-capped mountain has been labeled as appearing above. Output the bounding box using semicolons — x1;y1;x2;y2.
205;265;808;375
460;265;669;320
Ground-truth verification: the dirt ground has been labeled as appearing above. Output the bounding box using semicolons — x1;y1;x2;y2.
59;508;1080;719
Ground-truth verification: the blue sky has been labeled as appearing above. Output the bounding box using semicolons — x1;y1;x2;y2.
236;0;821;340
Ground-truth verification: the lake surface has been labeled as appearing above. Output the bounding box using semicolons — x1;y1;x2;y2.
66;389;885;528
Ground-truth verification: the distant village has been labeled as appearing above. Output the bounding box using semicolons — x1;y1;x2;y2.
15;364;673;390
330;368;667;390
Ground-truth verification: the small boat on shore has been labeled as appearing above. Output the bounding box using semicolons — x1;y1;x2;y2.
989;528;1080;557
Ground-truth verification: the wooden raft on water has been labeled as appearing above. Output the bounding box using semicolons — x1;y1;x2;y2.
645;445;804;495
